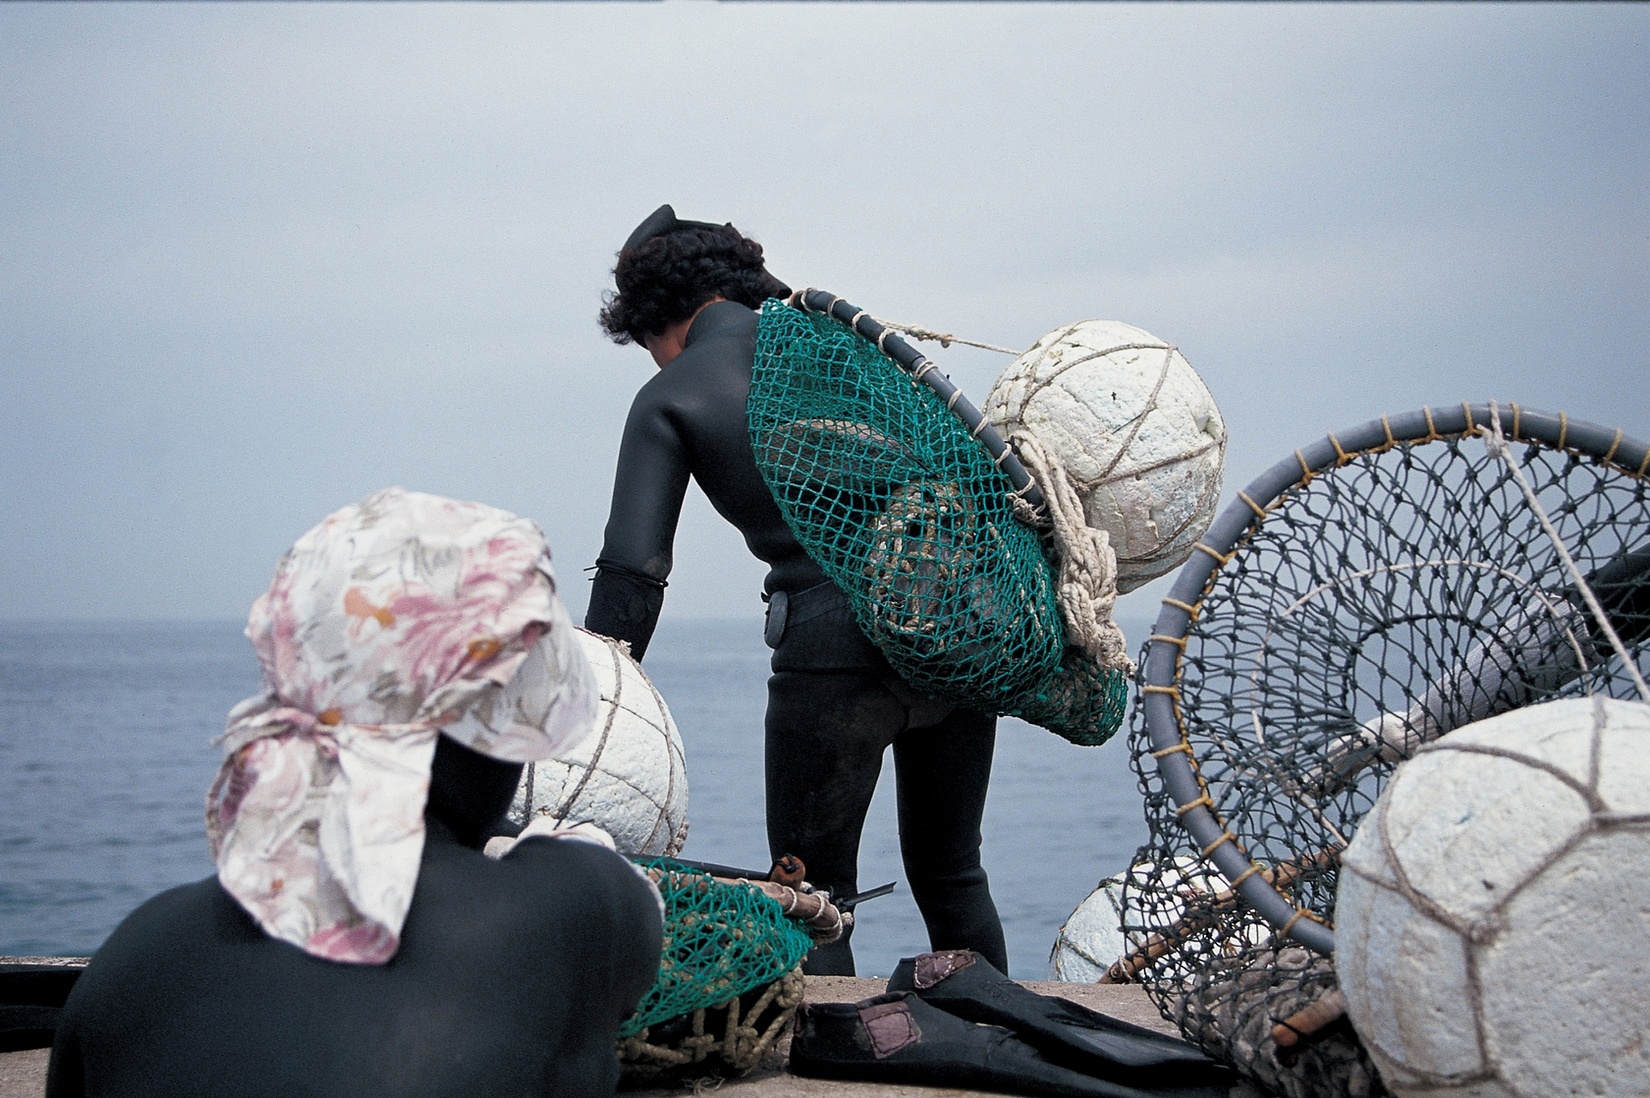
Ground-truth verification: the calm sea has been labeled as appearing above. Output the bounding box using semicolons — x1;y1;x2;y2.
0;617;1152;979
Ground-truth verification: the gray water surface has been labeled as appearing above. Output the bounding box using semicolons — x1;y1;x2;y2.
0;617;1151;977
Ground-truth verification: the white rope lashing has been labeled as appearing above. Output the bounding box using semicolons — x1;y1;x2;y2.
1011;433;1135;676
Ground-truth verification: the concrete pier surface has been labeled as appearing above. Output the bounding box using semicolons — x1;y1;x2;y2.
1;976;1177;1098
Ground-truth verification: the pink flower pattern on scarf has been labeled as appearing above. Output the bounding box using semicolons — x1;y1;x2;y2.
206;487;597;964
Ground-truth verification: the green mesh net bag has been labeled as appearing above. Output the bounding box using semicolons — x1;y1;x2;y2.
1011;646;1131;746
749;293;1128;745
617;858;814;1080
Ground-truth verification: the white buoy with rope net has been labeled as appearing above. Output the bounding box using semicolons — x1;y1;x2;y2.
1334;696;1650;1098
983;320;1228;597
508;628;689;858
1048;855;1269;983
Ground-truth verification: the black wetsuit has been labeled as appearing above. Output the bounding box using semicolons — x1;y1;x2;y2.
48;738;663;1098
586;300;1008;975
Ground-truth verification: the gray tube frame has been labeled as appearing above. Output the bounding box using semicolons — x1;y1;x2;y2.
1142;402;1650;957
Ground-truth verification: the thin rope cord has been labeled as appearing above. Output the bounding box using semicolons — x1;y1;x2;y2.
870;316;1024;355
1481;403;1650;703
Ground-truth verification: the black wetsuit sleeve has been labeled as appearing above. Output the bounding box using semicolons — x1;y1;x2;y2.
586;563;666;660
585;389;692;661
498;838;664;1026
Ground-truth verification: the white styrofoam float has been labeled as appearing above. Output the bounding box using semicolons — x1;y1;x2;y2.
507;628;689;857
1049;869;1131;981
1335;697;1650;1098
983;321;1226;593
1048;855;1260;981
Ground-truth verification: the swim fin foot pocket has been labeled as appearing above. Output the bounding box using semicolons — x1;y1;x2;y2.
788;950;1236;1098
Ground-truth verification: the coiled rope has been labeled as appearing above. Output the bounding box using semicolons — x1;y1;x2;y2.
1011;433;1135;676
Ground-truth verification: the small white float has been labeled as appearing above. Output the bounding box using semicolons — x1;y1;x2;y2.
508;628;689;857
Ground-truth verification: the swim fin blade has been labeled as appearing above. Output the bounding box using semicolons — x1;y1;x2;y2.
886;950;1234;1093
789;991;1205;1098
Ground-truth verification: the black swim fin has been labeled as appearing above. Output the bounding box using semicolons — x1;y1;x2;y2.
789;991;1209;1098
887;950;1234;1093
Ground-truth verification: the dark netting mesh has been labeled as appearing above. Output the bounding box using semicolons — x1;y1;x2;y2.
619;859;813;1040
750;298;1128;745
1117;409;1649;1098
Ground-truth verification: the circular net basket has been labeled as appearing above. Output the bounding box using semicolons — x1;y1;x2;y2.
618;859;814;1083
1118;403;1650;1098
750;291;1127;746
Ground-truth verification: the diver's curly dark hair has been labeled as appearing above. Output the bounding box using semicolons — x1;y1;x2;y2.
599;225;790;346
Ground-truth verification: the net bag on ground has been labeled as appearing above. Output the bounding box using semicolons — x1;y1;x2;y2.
1117;403;1650;1098
749;295;1127;745
617;858;814;1083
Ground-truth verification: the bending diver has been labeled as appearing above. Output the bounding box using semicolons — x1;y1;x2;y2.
585;205;1008;975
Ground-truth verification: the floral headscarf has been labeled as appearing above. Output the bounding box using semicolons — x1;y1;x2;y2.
206;487;597;964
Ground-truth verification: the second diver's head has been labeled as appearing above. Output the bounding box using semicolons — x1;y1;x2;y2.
599;204;790;364
207;486;598;963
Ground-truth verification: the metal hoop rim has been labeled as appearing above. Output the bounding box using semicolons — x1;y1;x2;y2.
1142;401;1650;957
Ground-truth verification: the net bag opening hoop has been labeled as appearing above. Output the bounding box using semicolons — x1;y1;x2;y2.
1140;401;1650;958
788;288;1045;513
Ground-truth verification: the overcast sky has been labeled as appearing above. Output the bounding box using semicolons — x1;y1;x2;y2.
3;2;1646;626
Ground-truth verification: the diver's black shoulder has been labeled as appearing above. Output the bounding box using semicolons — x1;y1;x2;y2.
686;300;758;343
629;303;756;413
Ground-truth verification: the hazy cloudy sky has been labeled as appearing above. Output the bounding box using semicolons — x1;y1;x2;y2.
4;3;1646;625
